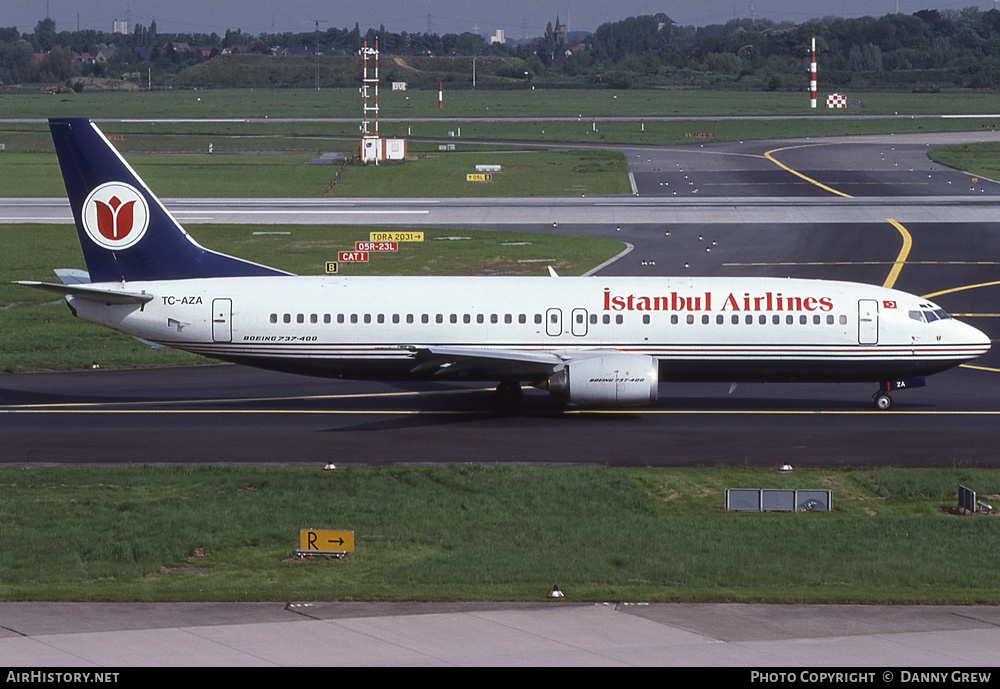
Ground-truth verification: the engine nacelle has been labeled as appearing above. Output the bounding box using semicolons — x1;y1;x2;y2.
545;354;659;407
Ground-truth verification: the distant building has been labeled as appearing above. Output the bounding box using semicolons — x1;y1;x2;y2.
490;29;505;45
654;13;676;32
113;19;128;35
554;14;567;45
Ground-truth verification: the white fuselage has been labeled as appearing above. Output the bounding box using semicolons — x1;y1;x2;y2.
66;275;991;384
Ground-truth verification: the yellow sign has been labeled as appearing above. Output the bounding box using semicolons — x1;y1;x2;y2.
300;529;354;553
369;231;424;242
325;262;338;274
466;173;492;182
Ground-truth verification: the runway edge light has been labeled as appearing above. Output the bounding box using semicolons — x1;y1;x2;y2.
548;585;565;599
780;464;794;472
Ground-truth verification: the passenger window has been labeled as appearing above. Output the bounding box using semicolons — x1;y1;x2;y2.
363;314;371;324
270;314;277;324
745;315;753;325
603;315;611;325
686;315;694;325
406;314;414;324
786;315;793;325
350;314;358;324
732;315;739;325
642;315;650;325
772;315;780;325
283;314;291;324
436;314;443;324
310;314;317;324
337;314;345;324
717;315;724;325
392;314;400;324
702;315;709;325
615;315;623;324
799;315;807;325
520;314;527;324
296;314;304;324
450;314;457;324
671;314;678;325
826;315;834;325
422;314;429;324
324;314;331;324
813;315;821;324
464;314;471;324
839;315;847;325
492;314;499;324
477;314;484;324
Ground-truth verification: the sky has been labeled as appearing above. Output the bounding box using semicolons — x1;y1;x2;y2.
7;0;998;38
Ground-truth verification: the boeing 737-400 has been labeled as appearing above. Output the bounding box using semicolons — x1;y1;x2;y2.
18;118;992;410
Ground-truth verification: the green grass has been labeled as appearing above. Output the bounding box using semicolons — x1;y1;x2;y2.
7;87;1000;120
0;146;630;197
927;141;1000;182
0;465;997;602
0;224;623;373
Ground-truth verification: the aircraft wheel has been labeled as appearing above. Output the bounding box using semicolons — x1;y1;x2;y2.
873;392;894;411
491;381;523;415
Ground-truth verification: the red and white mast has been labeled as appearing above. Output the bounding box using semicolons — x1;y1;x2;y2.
809;35;817;109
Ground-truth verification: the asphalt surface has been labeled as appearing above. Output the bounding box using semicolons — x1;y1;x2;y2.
3;130;1000;666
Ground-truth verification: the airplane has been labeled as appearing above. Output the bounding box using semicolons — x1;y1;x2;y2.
18;117;992;411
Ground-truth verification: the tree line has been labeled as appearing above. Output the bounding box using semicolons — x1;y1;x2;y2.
3;7;1000;89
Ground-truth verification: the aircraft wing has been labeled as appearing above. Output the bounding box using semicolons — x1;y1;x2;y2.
16;281;154;305
408;345;567;380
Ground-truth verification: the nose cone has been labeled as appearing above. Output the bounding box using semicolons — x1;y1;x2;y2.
962;320;992;356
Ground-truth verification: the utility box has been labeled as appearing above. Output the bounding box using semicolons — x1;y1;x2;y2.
384;138;406;161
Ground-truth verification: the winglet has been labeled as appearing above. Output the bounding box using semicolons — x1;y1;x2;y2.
548;266;559;278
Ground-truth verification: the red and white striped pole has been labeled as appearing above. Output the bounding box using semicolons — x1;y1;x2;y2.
809;35;817;109
438;82;443;109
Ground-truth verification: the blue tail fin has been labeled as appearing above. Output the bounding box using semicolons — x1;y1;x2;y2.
49;118;289;283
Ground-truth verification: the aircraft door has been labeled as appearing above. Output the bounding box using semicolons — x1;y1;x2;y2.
858;299;878;345
546;308;562;337
571;308;588;337
212;298;233;343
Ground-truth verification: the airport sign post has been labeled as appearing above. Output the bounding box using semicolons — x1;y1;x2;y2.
294;529;355;559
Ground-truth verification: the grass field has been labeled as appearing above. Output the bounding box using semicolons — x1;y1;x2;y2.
927;142;1000;182
7;87;1000;119
1;464;997;602
0;224;623;373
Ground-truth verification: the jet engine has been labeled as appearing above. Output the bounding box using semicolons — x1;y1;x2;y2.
544;354;659;407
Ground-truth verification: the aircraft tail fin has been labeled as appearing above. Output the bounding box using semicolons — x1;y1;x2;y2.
48;118;289;283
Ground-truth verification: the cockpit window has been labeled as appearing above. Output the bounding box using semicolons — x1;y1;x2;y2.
910;308;952;323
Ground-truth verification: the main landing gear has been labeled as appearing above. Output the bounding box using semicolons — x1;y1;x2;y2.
491;381;524;414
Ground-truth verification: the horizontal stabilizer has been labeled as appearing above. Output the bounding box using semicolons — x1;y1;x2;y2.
16;281;154;305
54;268;91;285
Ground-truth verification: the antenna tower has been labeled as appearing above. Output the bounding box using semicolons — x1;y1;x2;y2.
360;39;381;163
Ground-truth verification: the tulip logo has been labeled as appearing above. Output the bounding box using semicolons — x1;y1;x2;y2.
82;182;150;250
